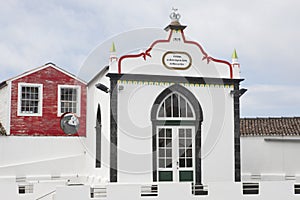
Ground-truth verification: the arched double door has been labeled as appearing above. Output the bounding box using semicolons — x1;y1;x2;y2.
151;84;203;184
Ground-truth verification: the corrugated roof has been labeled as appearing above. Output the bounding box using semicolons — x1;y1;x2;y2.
240;117;300;136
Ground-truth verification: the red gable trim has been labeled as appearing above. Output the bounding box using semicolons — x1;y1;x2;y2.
118;31;173;74
8;63;86;85
118;30;233;79
181;30;233;79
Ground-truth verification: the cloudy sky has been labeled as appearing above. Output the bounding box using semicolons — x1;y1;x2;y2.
1;0;299;117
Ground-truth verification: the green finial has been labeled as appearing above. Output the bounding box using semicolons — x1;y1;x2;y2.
232;49;238;59
110;42;116;52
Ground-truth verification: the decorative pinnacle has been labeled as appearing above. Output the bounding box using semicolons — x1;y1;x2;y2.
232;49;238;59
110;42;116;52
169;7;181;22
164;8;186;31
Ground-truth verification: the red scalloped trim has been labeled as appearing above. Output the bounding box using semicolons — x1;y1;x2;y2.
118;30;233;79
118;31;173;74
181;30;233;78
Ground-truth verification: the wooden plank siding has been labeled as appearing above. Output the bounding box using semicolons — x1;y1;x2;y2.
9;65;86;136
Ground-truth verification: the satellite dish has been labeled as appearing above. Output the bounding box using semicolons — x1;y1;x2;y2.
60;113;80;135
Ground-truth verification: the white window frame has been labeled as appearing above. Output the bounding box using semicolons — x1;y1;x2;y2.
157;92;195;120
17;83;43;116
157;126;195;182
57;85;81;117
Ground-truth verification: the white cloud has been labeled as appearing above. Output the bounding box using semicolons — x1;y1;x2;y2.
0;0;299;116
241;84;300;117
0;0;102;79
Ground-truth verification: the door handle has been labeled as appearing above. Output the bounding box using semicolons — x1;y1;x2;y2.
176;161;179;169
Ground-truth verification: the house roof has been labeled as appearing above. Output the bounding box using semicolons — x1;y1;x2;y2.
1;62;86;85
88;65;109;85
240;117;300;136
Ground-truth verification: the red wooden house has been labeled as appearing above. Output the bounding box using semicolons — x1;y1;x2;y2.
0;63;86;136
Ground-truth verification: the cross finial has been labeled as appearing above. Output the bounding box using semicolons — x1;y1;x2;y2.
169;7;181;22
164;8;186;31
172;7;178;12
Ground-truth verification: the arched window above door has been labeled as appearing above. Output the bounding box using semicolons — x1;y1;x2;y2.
151;84;203;184
157;92;195;120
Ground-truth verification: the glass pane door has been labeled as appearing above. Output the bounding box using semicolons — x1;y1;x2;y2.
157;127;194;182
158;128;173;181
178;128;194;182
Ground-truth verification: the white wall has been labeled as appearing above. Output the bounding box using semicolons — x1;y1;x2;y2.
198;86;235;182
85;72;111;181
0;136;86;176
0;176;86;200
117;82;235;183
56;185;90;200
241;136;300;180
117;83;159;183
1;179;300;200
54;181;300;200
0;84;9;133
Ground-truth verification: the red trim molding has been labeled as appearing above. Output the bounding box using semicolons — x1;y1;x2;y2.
118;31;173;74
181;30;233;78
118;30;233;78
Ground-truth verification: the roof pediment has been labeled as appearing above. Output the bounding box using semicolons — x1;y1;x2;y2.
112;28;238;79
